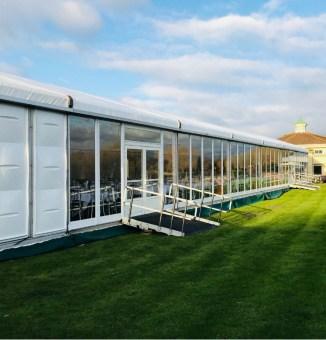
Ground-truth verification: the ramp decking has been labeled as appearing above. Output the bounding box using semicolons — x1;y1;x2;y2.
123;212;216;237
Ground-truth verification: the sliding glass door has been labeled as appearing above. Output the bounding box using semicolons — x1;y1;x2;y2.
69;116;121;229
69;117;95;222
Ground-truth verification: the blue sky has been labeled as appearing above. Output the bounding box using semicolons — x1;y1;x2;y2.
0;0;325;137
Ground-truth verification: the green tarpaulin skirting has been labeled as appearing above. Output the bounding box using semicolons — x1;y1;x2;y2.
0;225;135;262
196;188;288;217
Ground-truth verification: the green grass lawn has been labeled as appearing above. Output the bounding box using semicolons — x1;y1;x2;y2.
1;186;326;339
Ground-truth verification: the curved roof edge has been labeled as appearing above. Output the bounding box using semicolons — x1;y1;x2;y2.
0;72;306;153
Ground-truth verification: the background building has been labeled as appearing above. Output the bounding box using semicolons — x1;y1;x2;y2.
279;120;326;179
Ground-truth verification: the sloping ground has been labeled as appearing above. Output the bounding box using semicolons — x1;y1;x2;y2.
0;186;325;339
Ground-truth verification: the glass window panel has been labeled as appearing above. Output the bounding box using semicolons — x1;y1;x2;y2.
127;149;142;198
257;147;262;189
244;144;251;191
146;150;159;196
125;126;160;143
276;149;280;185
69;116;95;222
251;146;258;190
277;149;282;185
178;133;190;199
214;140;222;195
203;138;212;192
238;144;245;192
268;148;273;187
192;136;202;199
282;150;288;184
261;147;267;188
100;121;121;217
270;149;274;186
230;142;238;193
272;149;277;186
289;151;295;182
222;141;229;195
164;132;174;197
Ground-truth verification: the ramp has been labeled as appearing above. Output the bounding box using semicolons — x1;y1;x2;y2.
123;185;222;237
290;183;319;191
123;213;216;237
292;174;320;190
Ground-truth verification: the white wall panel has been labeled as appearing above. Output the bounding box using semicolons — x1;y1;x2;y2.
0;104;29;241
33;110;67;236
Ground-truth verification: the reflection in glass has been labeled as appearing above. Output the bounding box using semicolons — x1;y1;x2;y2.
238;143;245;192
192;136;202;199
70;116;95;221
266;148;271;187
276;149;281;185
214;140;222;194
288;151;295;182
276;149;280;185
178;133;190;199
222;141;229;195
261;147;267;187
164;132;175;201
271;149;276;186
125;126;160;143
257;147;262;189
146;150;159;196
284;150;289;184
127;149;142;198
100;121;121;216
230;143;238;193
244;144;251;191
203;138;212;192
251;147;258;190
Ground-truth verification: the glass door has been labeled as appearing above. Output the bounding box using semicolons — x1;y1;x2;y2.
126;147;160;197
145;150;159;196
127;149;143;198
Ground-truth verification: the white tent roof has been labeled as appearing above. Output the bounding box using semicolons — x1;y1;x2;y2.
0;72;306;153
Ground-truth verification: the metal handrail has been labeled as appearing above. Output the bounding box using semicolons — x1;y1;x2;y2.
169;183;227;222
294;174;320;186
295;173;320;182
125;185;198;204
170;182;224;200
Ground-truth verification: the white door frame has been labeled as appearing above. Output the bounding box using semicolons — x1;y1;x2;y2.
125;141;161;197
124;141;162;216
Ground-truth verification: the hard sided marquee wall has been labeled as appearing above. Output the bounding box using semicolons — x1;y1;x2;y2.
0;102;308;243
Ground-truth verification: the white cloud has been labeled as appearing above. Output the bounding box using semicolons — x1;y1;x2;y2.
121;82;326;137
51;0;102;33
0;0;150;49
93;49;326;137
154;13;326;54
0;0;100;35
97;0;149;11
95;52;276;87
262;0;285;12
39;40;79;53
94;51;326;89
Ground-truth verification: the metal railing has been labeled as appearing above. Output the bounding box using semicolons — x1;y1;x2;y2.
169;183;227;222
295;173;321;184
294;174;320;188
